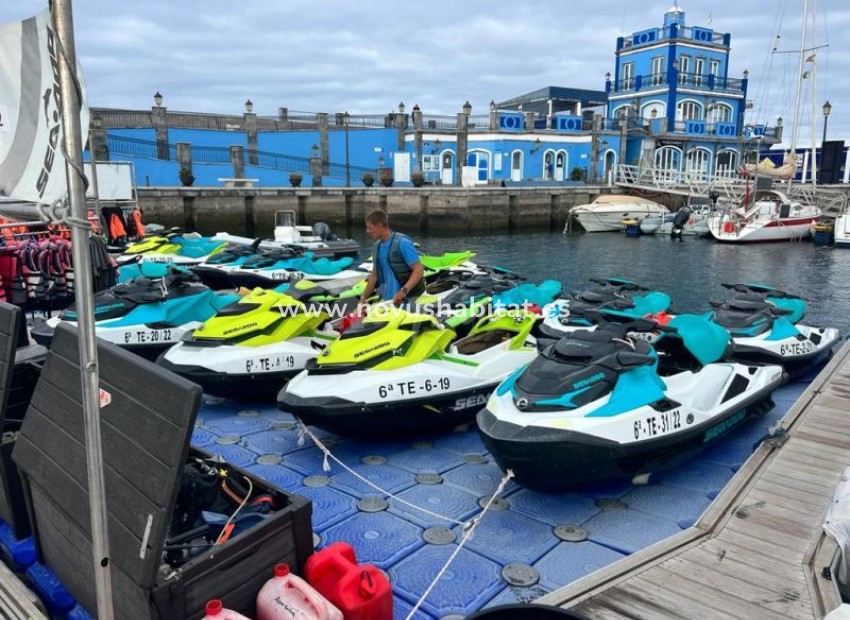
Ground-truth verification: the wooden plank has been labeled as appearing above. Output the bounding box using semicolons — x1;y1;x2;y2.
714;527;807;565
761;468;842;496
724;513;812;552
638;565;791;620
570;599;631;620
694;539;809;584
732;492;829;526
750;483;833;517
0;557;47;620
806;535;842;617
661;553;811;619
614;576;742;620
770;453;846;483
781;437;850;463
574;595;662;620
795;427;850;451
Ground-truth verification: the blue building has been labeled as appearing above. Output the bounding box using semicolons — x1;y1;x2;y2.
89;5;782;188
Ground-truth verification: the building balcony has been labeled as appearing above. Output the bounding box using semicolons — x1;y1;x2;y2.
608;72;745;96
617;24;730;51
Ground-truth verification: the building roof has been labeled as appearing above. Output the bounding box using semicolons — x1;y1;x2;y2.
497;86;608;110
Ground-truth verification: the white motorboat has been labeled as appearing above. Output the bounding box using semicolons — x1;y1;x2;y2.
834;210;850;248
707;190;820;243
570;196;668;233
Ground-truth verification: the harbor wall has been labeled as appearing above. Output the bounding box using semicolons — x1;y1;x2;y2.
136;186;621;236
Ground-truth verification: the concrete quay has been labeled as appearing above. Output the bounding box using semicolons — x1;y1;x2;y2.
135;185;625;236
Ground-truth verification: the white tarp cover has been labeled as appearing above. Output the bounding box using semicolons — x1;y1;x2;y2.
824;466;850;589
84;162;135;201
0;8;89;204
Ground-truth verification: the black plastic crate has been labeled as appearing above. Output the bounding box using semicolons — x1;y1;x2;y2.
0;302;45;539
14;323;313;619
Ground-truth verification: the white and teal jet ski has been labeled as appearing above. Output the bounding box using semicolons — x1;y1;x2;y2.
478;315;784;493
31;265;239;359
705;283;840;378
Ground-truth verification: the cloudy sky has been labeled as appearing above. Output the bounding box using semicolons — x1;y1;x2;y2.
1;1;847;144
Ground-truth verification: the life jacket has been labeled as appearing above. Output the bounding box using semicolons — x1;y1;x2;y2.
109;213;127;242
371;232;424;298
131;209;145;238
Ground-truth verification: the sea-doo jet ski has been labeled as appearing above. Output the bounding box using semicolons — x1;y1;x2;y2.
705;283;839;377
187;241;269;289
157;277;367;398
115;229;228;266
278;306;543;436
31;265;239;359
539;278;671;347
224;250;364;289
478;315;785;492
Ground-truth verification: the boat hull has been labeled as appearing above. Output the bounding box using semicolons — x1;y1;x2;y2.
573;204;668;233
709;216;817;242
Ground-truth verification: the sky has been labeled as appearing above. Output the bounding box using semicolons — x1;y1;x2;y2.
1;0;848;145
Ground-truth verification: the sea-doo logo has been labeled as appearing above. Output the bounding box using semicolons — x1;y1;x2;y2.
353;341;390;359
36;26;62;199
516;397;529;410
222;322;257;335
452;393;488;411
572;372;604;390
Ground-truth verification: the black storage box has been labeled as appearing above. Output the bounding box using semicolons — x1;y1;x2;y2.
13;323;313;619
0;302;45;539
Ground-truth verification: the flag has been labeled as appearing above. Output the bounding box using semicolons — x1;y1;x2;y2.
0;9;89;204
805;53;816;62
802;70;812;79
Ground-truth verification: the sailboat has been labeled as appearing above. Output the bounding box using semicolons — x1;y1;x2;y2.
709;0;823;243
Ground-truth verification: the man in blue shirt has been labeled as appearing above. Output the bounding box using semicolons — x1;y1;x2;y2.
358;209;424;306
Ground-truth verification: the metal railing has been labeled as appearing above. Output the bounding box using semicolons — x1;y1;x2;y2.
252;150;311;173
106;135;163;160
611;72;744;95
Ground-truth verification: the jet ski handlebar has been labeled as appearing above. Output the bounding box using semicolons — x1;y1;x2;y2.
589;278;648;291
720;282;797;299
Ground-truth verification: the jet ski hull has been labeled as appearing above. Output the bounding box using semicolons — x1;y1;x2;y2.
279;384;497;437
729;325;840;379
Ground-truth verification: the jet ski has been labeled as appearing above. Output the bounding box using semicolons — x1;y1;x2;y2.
705;283;840;378
157;277;367;398
277;305;544;437
478;315;785;492
224;250;365;289
115;229;228;266
539;277;671;347
31;265;239;359
187;242;269;289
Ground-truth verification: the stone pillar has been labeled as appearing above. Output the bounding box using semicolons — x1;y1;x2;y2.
394;113;407;152
413;106;423;174
244;112;258;165
152;104;169;160
89;128;110;162
589;114;602;183
230;145;245;179
525;112;536;132
456;112;469;187
489;105;499;130
618;114;628;171
317;113;329;174
310;155;323;187
278;107;289;129
176;142;192;176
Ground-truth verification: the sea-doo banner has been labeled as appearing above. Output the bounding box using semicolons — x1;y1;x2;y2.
0;9;89;204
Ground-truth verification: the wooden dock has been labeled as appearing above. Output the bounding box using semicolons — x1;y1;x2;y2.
538;341;850;619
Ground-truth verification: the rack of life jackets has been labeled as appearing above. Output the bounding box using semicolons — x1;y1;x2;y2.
0;217;118;313
101;206;145;248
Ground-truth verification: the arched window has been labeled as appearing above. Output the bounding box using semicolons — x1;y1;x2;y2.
684;147;712;181
676;100;701;121
655;146;682;182
706;103;733;123
716;149;739;178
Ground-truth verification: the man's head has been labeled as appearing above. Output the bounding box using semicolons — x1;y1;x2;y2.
365;209;391;241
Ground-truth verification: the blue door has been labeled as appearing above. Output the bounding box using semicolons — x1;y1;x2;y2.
467;151;490;183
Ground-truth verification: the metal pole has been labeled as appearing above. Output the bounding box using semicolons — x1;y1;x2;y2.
822;114;829;147
344;124;350;187
88;130;102;235
53;2;115;618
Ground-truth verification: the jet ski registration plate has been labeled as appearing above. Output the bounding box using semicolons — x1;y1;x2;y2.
779;340;814;356
121;328;176;344
245;355;296;373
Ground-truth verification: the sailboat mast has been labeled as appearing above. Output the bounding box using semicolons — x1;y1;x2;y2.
52;0;116;617
789;0;809;155
810;1;818;189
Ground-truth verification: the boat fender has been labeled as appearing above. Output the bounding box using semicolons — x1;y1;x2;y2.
723;221;734;233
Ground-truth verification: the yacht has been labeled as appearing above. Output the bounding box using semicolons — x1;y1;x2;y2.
570;195;668;233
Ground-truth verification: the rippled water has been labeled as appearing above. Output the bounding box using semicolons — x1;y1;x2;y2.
352;228;850;336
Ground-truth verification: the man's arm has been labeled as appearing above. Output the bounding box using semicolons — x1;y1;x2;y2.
358;269;378;305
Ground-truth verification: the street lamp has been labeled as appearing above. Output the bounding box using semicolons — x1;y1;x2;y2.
531;138;542;153
822;100;832;145
311;144;319;157
343;110;351;187
153;91;163;107
462;101;472;116
433;138;441;153
245;99;253;113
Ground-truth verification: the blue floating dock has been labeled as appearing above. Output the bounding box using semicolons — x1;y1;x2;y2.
25;562;76;616
321;511;424;569
0;521;36;571
19;367;812;618
390;545;505;618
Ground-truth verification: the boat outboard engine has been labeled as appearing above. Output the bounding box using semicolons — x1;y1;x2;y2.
312;221;333;241
671;207;691;238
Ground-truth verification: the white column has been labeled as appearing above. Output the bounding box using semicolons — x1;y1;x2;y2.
843;147;850;184
802;151;810;183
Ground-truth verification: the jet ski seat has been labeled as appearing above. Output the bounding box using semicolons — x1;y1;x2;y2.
453;329;513;355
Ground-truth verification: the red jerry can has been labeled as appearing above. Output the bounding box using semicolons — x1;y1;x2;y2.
304;542;392;620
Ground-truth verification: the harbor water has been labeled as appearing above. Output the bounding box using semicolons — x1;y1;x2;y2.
349;229;850;336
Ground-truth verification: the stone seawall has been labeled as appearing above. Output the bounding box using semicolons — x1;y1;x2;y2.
136;186;621;236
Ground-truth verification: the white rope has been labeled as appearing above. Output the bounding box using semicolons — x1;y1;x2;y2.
404;468;515;620
296;420;470;526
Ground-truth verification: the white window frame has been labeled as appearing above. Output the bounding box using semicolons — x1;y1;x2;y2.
709;59;720;78
678;56;690;84
651;56;664;85
622;62;634;90
676;100;701;121
694;58;705;86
